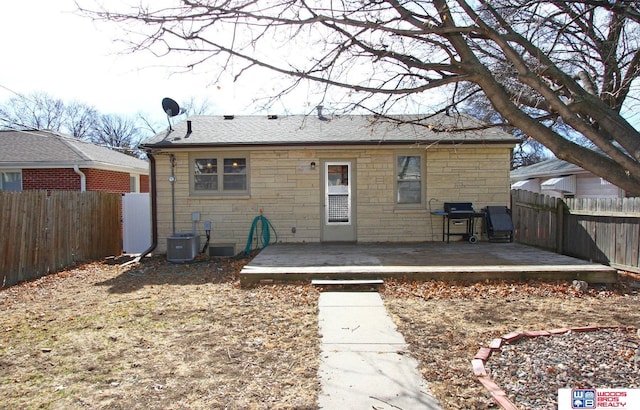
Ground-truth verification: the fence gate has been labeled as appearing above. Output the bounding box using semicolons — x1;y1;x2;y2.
122;193;151;254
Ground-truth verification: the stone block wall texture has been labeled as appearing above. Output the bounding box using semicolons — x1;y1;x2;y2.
153;145;513;253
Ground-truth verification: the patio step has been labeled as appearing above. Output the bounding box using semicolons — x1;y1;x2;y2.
312;279;384;291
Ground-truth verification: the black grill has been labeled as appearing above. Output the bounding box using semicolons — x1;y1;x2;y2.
444;202;474;217
441;202;482;243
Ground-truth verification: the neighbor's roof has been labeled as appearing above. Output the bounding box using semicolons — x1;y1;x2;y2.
0;129;148;173
510;157;584;181
141;113;518;148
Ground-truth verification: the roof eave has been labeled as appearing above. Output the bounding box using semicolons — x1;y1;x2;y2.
140;138;518;150
0;161;149;174
511;167;588;181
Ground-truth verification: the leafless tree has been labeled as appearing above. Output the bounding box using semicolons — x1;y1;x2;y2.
182;96;214;116
65;101;100;141
0;91;66;132
78;0;640;194
461;85;551;169
92;114;142;157
137;96;212;135
0;91;147;157
0;92;102;141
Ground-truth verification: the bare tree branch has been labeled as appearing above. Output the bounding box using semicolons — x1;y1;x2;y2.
76;0;640;194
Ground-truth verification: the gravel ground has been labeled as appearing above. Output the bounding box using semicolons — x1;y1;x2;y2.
488;328;640;409
383;278;640;409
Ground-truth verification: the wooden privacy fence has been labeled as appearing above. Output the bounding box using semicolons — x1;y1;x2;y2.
511;190;563;252
511;190;640;273
0;191;122;287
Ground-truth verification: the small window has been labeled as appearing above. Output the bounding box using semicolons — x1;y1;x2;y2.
223;158;247;190
192;155;248;195
1;171;22;191
396;155;421;204
194;158;218;191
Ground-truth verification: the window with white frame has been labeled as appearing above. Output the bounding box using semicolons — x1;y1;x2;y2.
0;170;22;191
130;176;138;193
192;155;248;195
396;155;422;204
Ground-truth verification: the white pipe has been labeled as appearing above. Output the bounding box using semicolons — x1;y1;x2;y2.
73;165;86;192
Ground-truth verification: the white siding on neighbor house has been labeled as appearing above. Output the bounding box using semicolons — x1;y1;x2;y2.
575;174;624;198
541;175;576;195
511;179;540;193
152;145;513;254
517;174;625;199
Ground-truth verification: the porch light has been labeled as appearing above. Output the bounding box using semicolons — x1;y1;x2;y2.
311;161;316;170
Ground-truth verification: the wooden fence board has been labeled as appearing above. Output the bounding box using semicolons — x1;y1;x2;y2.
511;190;560;250
0;191;122;287
513;190;640;273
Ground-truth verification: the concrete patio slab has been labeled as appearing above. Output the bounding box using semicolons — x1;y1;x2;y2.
317;292;441;409
240;242;617;286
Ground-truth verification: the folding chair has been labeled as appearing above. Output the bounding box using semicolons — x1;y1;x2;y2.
484;206;514;242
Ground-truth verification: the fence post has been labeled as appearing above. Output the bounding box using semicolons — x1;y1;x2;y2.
556;199;566;254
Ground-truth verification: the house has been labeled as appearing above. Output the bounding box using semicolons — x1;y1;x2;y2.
0;129;149;193
510;157;625;199
140;112;518;255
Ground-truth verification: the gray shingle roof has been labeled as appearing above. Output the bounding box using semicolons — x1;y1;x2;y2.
0;129;148;172
510;157;583;180
141;113;518;148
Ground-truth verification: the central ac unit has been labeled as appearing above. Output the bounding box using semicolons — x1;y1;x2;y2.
166;233;200;263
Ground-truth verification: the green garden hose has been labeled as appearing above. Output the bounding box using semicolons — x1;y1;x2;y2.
244;214;278;255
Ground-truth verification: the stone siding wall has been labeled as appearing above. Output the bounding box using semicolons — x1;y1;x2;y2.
153;145;512;253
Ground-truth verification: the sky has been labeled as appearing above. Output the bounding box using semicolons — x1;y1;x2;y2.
2;1;637;133
0;0;298;126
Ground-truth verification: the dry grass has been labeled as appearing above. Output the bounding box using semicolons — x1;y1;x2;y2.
0;255;319;410
381;278;640;409
2;255;639;410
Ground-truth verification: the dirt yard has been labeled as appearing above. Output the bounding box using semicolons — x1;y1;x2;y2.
1;255;639;409
0;255;320;410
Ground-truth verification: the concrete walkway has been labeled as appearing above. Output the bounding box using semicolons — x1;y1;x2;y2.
318;292;441;409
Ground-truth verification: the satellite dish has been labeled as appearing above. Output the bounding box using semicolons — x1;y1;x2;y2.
162;97;181;117
162;97;185;131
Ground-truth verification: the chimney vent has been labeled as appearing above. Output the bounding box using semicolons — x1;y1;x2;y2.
223;115;234;120
187;120;192;133
316;105;328;121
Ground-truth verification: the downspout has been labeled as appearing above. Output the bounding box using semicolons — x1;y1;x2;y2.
169;154;176;235
127;152;158;264
73;165;86;192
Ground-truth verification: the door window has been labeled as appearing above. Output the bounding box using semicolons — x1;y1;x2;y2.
326;163;351;224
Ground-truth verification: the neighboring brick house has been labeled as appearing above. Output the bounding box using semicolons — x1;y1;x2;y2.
0;130;149;193
140;112;517;254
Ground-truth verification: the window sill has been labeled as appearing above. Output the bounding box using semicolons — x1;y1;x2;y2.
393;205;427;212
189;193;251;200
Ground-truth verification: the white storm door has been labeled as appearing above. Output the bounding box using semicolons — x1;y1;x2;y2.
322;161;356;242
